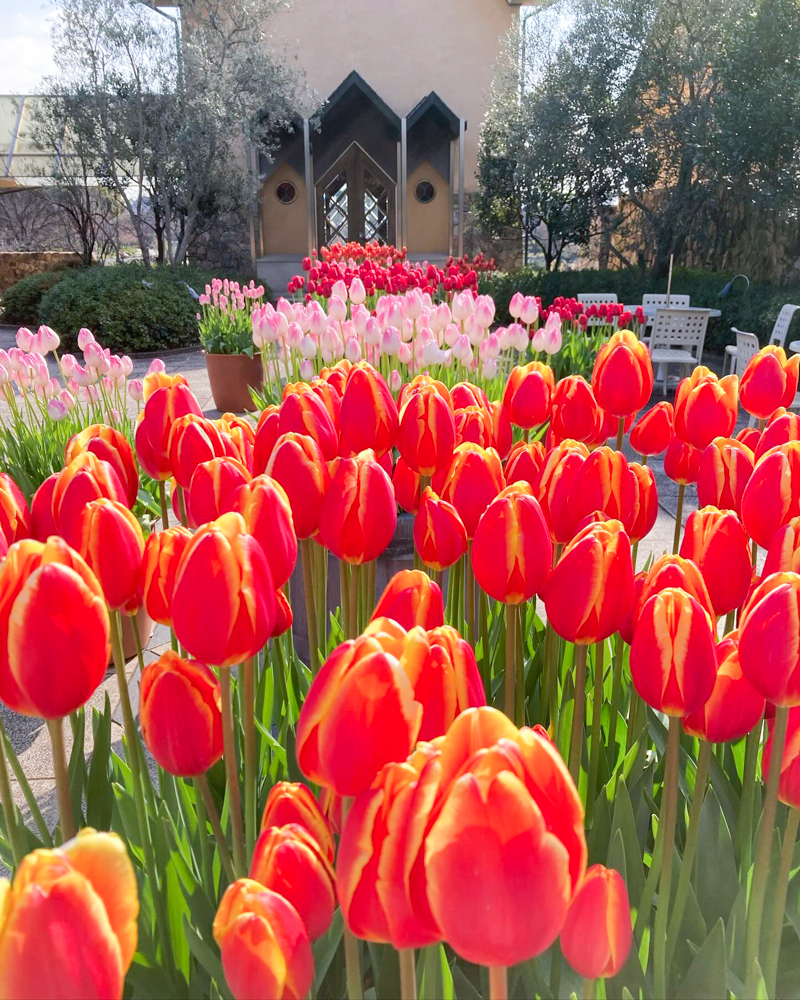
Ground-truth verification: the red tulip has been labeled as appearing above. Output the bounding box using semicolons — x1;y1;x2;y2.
753;409;800;462
762;707;800;809
636;553;716;626
253;404;280;475
135;382;202;480
279;387;338;461
739;346;800;420
397;383;455;475
503;361;555;428
260;782;335;862
624;462;658;543
537;440;590;543
679;506;751;617
568;447;634;528
741;441;800;549
696;437;754;515
663;436;702;485
683;632;765;742
739;571;800;706
435;442;505;538
560;865;632;979
265;432;330;539
142;526;193;627
629;401;674;457
489;401;513;459
737;425;762;452
504;440;545;488
232;474;297;588
392;456;421;514
52;452;128;549
592;330;653;416
414;487;467;571
168;414;236;490
371;569;444;631
187;457;251;528
29;473;57;542
65;424;138;507
450;381;488;410
763;516;800;576
673;367;738;450
550;375;601;444
339;362;398;457
454;405;494;449
75;498;145;612
318;451;397;564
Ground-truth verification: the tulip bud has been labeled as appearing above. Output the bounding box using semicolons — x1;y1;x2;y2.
168;414;236;490
592;330;653;417
434;442;505;538
76;498;145;612
186;456;251;528
502;361;555;429
741;440;800;550
370;568;444;631
568;447;634;528
674;367;738;450
739;572;800;706
754;408;800;462
414;488;467;571
29;473;58;542
52;452;128;550
550;375;601;444
740;346;800;420
683;632;765;742
629;401;674;457
392;455;421;514
266;432;330;540
319;451;397;564
340;362;398;457
678;506;751;617
260;782;334;862
560;865;632;980
65;423;139;508
696;437;754;515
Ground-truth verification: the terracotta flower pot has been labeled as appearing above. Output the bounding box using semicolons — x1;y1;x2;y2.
203;351;264;412
108;611;155;666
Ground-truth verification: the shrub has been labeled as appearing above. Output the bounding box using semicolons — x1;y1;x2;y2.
1;268;74;325
480;267;800;354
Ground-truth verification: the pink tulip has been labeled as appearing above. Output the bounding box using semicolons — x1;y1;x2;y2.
148;358;166;374
349;277;366;304
299;359;314;381
15;327;33;350
520;296;539;326
46;398;67;420
474;295;496;329
38;325;60;353
77;328;95;350
127;379;144;402
331;279;348;301
389;369;402;392
120;356;133;376
509;292;525;319
328;295;347;323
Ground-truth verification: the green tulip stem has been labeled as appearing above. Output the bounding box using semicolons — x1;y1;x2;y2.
737;719;763;874
219;668;247;877
543;620;559;736
765;806;800;996
504;603;516;721
586;639;606;823
654;715;681;1000
132;612;147;675
300;539;320;675
348;563;360;638
465;543;476;647
568;643;589;784
615;415;625;451
398;948;417;1000
746;705;789;995
723;611;735;636
0;714;22;867
666;738;712;968
488;966;508;1000
242;656;257;864
479;588;491;698
157;480;170;530
341;797;363;1000
194;773;236;883
176;484;188;528
46;716;74;842
672;483;685;553
608;633;626;794
582;978;596;1000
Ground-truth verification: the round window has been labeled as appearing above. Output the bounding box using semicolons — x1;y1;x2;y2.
275;181;297;205
415;180;436;204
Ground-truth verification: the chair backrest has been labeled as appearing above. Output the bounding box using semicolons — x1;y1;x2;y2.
735;329;760;375
769;304;800;348
649;308;710;361
577;292;618;306
642;293;691;308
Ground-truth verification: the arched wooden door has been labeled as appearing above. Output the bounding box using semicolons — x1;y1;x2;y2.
316;144;396;247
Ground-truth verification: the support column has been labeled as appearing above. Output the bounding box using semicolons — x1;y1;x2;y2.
303;118;315;255
248;143;258;274
458;118;466;258
400;117;408;249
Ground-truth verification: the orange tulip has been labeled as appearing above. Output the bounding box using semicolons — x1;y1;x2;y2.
167;413;236;490
371;569;444;631
413;487;467;571
0;829;138;1000
592;330;654;417
504;440;545;488
472;485;552;603
142;525;192;627
0;472;30;550
143;370;188;400
320;360;350;397
265;432;330;540
629;400;674;456
738;425;763;451
186;456;251;528
674;367;738;450
663;436;702;485
279;386;338;461
696;437;754;514
397;383;456;475
296;630;422;795
424;708;587;966
139;650;222;776
741;440;800;549
65;424;138;508
550;375;601;444
678;506;751;617
29;473;57;542
134;382;202;480
568;447;634;528
450;381;488;410
249;825;336;941
631;587;717;716
0;537;109;718
636;553;716;626
739;572;800;706
763;516;800;576
218;413;256;472
339;362;398;457
231;474;297;588
454;404;494;449
740;345;800;420
52;452;128;549
171;512;276;668
253;404;280;475
75;498;145;613
503;361;555;428
624;462;658;543
213;878;313;1000
260;782;335;863
753;408;800;462
544;520;634;644
536;439;590;543
560;865;632;979
762;707;800;809
683;632;765;742
318;451;397;564
434;442;505;538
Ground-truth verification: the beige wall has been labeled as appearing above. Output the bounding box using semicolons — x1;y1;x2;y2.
261;164;307;255
406;161;450;254
267;0;523;192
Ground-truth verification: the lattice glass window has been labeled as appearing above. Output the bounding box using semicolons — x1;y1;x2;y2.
364;171;389;243
323;173;349;244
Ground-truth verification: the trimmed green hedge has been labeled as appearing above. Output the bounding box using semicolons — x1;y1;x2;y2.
480;267;800;354
1;269;75;327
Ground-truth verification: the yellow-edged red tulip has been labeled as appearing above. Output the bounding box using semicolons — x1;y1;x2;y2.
550;375;601;444
171;512;276;668
249;825;336;941
762;707;800;809
0;829;138;1000
134;381;202;480
568;447;634;528
740;345;800;420
489;401;513;459
683;632;765;742
738;424;763;451
167;413;236;490
674;367;738;450
560;865;632;980
450;381;488;410
504;439;545;488
320;360;350;397
663;436;702;485
536;439;589;543
0;537;109;718
139;650;222;776
397;383;456;475
253;404;280;475
218;413;256;472
265;432;330;540
696;437;754;515
413;487;467;571
142;525;192;627
679;506;751;617
630;587;717;716
636;553;716;625
544;520;634;644
371;569;444;631
503;361;555;428
143;370;188;400
741;440;800;549
393;456;421;514
52;452;128;549
454;404;494;449
472;484;552;603
434;442;505;538
75;497;145;613
260;782;335;863
232;474;297;589
65;424;138;508
213;878;313;1000
318;451;397;564
739;571;800;706
187;456;251;528
279;385;338;461
592;330;654;417
764;516;800;576
629;400;674;457
339;361;398;457
624;462;658;543
29;473;57;542
753;408;800;462
0;472;30;549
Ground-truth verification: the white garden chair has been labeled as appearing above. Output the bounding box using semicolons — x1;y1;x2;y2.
577;292;618;328
733;329;760;374
724;303;800;373
649;308;710;394
642;293;691;309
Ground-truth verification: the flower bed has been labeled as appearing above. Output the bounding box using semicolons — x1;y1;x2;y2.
0;304;798;1000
